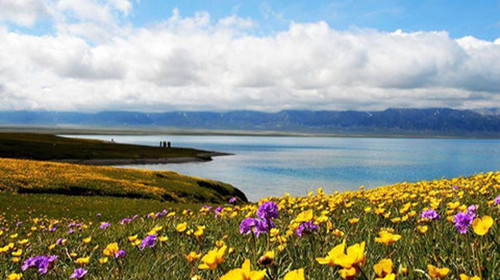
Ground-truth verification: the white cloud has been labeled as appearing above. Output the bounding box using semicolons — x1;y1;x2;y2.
0;7;499;112
0;0;49;26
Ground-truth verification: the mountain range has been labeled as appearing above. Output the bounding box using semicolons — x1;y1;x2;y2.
1;108;500;137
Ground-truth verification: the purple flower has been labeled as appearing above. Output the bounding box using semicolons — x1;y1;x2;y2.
495;194;500;205
96;213;102;217
121;218;132;225
22;255;58;274
467;205;478;216
132;214;139;220
239;217;257;235
239;217;273;237
56;238;65;245
257;202;279;220
70;268;88;279
297;221;319;237
155;212;164;218
229;197;237;204
454;212;474;234
215;206;223;218
253;219;271;236
452;185;458;190
140;234;157;250
16;221;23;227
201;205;213;212
100;222;111;230
115;249;127;258
421;209;440;221
68;229;75;234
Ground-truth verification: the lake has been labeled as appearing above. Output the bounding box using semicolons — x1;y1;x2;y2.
63;135;500;201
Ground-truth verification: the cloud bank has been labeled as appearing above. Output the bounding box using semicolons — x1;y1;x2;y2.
0;0;499;112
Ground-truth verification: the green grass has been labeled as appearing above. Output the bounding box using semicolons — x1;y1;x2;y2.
0;158;247;204
0;172;498;279
0;133;213;161
0;193;201;222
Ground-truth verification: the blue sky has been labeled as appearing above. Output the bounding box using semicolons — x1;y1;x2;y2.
137;0;499;39
11;0;500;40
0;0;499;112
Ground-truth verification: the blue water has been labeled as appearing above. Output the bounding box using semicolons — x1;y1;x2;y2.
63;135;500;201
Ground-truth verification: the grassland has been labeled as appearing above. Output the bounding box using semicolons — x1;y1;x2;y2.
0;158;247;204
0;133;224;163
0;172;498;279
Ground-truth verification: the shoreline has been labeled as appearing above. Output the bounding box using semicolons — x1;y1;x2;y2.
56;152;233;166
2;125;500;139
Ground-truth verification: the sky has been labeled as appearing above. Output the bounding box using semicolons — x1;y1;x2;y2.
0;0;499;112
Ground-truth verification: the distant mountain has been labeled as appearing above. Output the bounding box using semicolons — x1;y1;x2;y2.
1;108;500;137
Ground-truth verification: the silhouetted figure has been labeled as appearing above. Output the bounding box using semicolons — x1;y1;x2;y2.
163;141;167;148
160;141;162;147
168;141;171;148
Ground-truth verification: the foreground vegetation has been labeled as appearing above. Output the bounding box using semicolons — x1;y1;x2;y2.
0;172;498;279
0;158;247;204
0;133;215;162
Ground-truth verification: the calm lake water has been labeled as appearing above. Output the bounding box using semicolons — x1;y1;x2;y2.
64;135;500;201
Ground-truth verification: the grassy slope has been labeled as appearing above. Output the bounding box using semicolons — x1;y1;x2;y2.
0;158;247;204
0;133;211;161
0;172;498;279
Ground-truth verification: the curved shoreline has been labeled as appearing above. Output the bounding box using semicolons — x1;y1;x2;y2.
57;152;233;166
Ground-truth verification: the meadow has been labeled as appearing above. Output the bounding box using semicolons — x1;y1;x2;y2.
0;169;498;279
0;158;246;204
0;133;216;162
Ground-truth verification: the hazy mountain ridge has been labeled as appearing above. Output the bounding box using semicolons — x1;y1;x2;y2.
1;108;500;136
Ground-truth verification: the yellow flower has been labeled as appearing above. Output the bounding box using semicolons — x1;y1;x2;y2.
335;242;366;269
70;252;77;258
10;234;18;239
376;274;396;280
128;235;138;242
316;241;346;266
258;250;274;266
148;226;163;235
284;268;305;280
83;236;92;244
375;230;401;246
373;259;393;277
339;267;357;280
158;235;168;242
460;274;481;280
18;239;29;245
103;243;119;257
198;245;226;270
417;225;428;234
185;251;201;262
348;218;359;225
216;240;226;247
7;273;22;280
194;226;205;237
76;256;90;266
472;216;494;236
295;210;313;222
220;259;266;280
176;222;187;233
447;201;460;210
98;257;108;264
428;265;450;279
333;229;345;237
48;244;56;250
11;249;22;257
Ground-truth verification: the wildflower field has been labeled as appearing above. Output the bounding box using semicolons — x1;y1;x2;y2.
1;170;499;279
